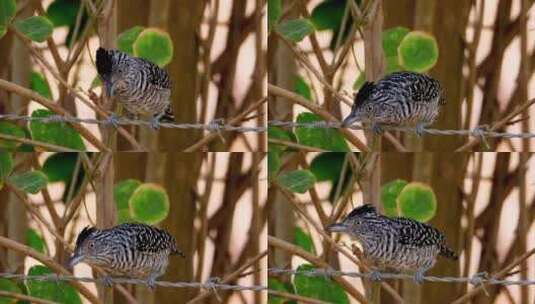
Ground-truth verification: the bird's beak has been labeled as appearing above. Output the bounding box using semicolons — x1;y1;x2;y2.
342;114;359;127
67;253;84;268
326;223;348;232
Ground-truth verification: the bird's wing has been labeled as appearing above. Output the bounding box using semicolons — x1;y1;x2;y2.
133;225;174;253
136;58;171;90
392;218;444;247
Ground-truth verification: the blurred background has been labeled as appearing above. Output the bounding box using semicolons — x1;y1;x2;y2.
268;0;535;151
0;0;266;151
0;152;267;303
268;152;535;303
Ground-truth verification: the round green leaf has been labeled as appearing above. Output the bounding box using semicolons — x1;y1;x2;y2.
133;28;173;67
380;179;408;217
0;278;21;304
398;31;439;73
382;26;410;58
294;264;349;303
310;0;345;31
396;182;437;222
29;109;86;150
114;179;141;223
267;151;280;181
26;265;82;304
129;183;170;225
275;18;315;42
7;170;48;194
30;71;52;99
14;16;54;42
26;228;45;254
295;112;349;151
276;169;316;194
46;0;81;27
0;0;16;27
268;0;281;33
310;152;346;182
294;227;315;254
0;122;25;150
294;75;312;101
117;26;144;55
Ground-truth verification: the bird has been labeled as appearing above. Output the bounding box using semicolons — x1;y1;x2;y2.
68;223;185;288
327;204;457;283
96;47;174;129
342;71;445;136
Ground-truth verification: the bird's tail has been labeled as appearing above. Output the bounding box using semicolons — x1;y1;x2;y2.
96;47;113;78
439;244;458;260
160;105;175;122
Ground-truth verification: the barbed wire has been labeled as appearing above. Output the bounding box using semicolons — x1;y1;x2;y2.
268;267;535;286
2;114;535;140
0;272;267;292
0;114;265;133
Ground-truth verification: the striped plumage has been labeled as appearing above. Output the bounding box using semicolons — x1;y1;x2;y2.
68;223;184;287
343;72;445;135
327;204;457;282
96;47;174;128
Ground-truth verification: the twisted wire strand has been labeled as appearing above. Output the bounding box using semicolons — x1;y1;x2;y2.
2;114;535;139
268;268;535;286
0;272;267;291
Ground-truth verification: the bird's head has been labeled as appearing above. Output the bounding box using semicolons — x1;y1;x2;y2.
68;226;113;268
342;81;376;126
326;204;379;237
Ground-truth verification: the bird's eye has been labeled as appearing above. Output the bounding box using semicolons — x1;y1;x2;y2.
366;104;373;112
89;242;95;248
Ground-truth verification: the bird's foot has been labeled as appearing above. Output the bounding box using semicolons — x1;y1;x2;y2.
149;116;161;130
368;270;382;281
415;123;426;137
371;123;384;135
105;113;120;128
146;276;157;290
414;270;426;284
102;275;113;287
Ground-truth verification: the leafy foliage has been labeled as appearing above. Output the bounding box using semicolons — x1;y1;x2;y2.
0;152;13;189
26;228;46;254
294;227;315;254
268;151;281;181
295;113;349;151
294;75;312;101
275;19;315;42
7;171;48;194
0;278;21;304
0;0;16;39
397;182;437;222
29;109;86;150
0;122;25;150
14;16;54;42
42;153;86;202
380;179;408;217
276;170;316;193
30;71;52;99
114;180;170;225
398;31;439;72
294;264;349;303
26;265;82;304
114;179;142;224
267;0;281;33
133;28;173;67
117;26;144;55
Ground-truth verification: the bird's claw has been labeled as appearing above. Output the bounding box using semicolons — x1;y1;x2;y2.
146;277;157;289
105;113;120;128
149;116;161;130
414;271;425;284
102;275;113;287
371;123;384;135
415;123;426;137
368;270;382;281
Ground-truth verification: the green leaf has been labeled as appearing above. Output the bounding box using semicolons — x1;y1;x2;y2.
133;28;173;67
46;0;81;27
268;126;294;153
114;179;141;224
14;16;54;42
268;152;281;181
268;278;291;304
380;179;408;217
310;152;346;182
129;183;170;225
294;227;315;254
382;26;410;58
42;153;86;202
117;26;144;56
396;182;437;222
30;71;52;99
295;112;349;151
90;76;102;89
26;265;82;304
294;264;349;303
310;0;346;31
276;170;316;194
0;152;13;189
0;25;6;39
353;72;365;90
0;278;21;304
294;75;311;101
398;31;439;73
0;0;16;27
29;109;86;150
0;121;25;150
268;0;281;33
275;18;315;42
26;228;45;254
8;171;48;194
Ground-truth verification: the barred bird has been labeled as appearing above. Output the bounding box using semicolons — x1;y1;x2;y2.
327;204;457;282
343;72;445;136
96;47;174;129
68;223;185;288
